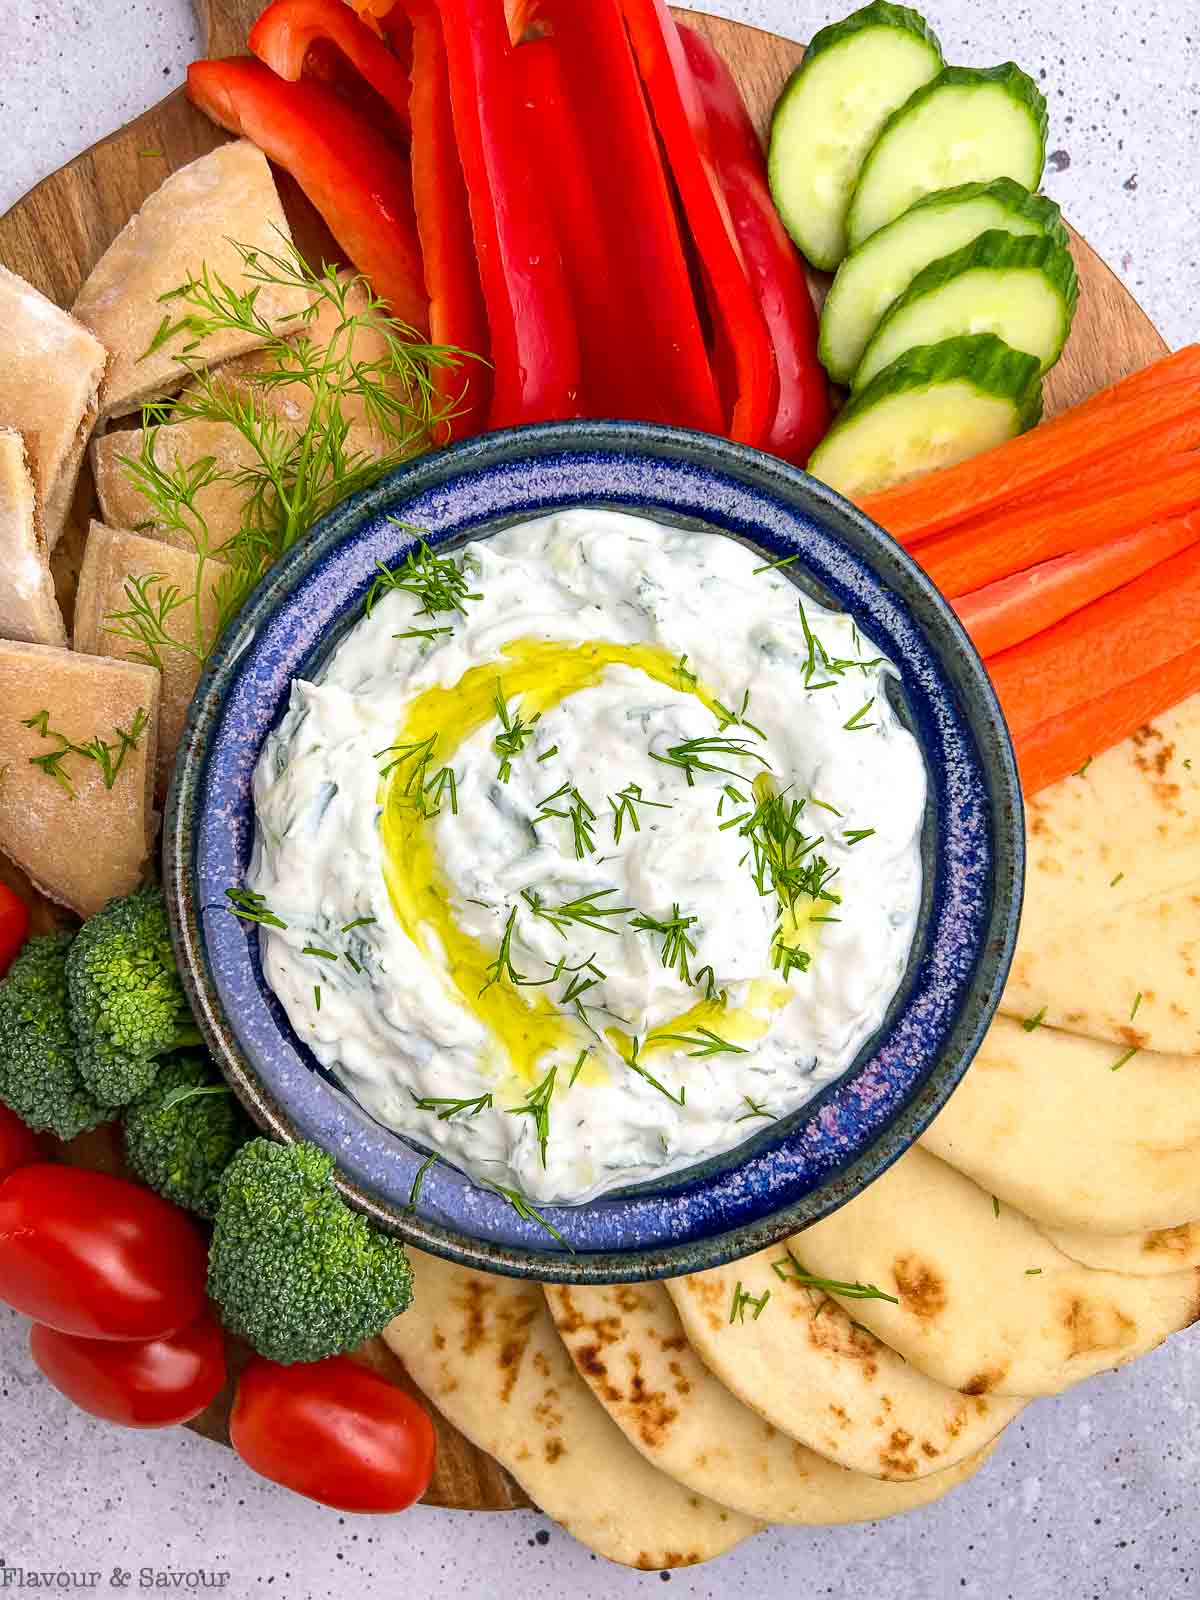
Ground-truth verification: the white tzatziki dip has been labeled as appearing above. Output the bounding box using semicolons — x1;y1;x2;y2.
248;510;926;1207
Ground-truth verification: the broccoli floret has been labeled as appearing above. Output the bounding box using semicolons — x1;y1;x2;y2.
0;933;108;1140
67;885;200;1107
122;1054;253;1219
208;1139;414;1364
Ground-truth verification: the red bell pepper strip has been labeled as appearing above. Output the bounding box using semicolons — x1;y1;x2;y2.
249;0;412;140
432;0;580;427
396;0;492;436
679;25;830;464
619;0;776;448
187;59;430;333
524;0;723;432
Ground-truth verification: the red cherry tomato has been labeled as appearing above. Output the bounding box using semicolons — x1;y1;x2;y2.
0;1105;43;1182
30;1305;227;1427
0;884;30;978
231;1355;436;1513
0;1165;208;1340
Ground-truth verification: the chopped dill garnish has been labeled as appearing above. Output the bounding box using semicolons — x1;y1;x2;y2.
23;706;149;796
844;827;876;846
480;906;525;993
648;1026;747;1058
520;886;631;937
1022;1007;1047;1033
344;952;363;974
1130;991;1143;1020
341;916;377;932
508;1066;557;1167
536;745;559;764
376;734;458;818
808;796;843;817
1110;871;1125;888
367;537;480;620
225;888;287;929
490;1184;572;1250
711;688;767;740
771;940;812;980
395;625;453;642
694;965;724;1003
673;654;698;690
752;553;799;574
723;787;839;910
1025;1268;1043;1276
650;734;770;787
535;781;597;859
1073;756;1093;778
568;1049;590;1087
729;1282;771;1323
411;1091;493;1121
408;1151;438;1210
302;945;339;961
735;1096;775;1123
770;1253;898;1304
843;699;876;731
313;985;321;1011
624;1037;686;1104
630;905;698;985
1111;1046;1140;1072
609;781;672;843
993;1195;1001;1219
492;681;542;782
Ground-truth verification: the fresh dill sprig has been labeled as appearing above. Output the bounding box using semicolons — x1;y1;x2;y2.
520;886;632;937
770;1253;899;1304
694;965;724;1003
650;735;770;787
624;1037;686;1105
22;707;149;796
729;1282;771;1323
711;688;767;740
408;1151;439;1210
367;538;481;622
722;787;839;910
492;682;541;783
648;1026;747;1058
490;1183;571;1250
108;238;470;670
480;907;526;994
376;734;458;817
536;781;597;859
771;939;812;980
609;781;672;843
411;1091;493;1122
735;1096;775;1123
630;905;698;985
224;888;287;929
507;1065;557;1167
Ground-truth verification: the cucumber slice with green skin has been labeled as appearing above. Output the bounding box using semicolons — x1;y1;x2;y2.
820;179;1068;384
768;3;943;273
807;334;1042;500
853;229;1079;390
846;64;1049;252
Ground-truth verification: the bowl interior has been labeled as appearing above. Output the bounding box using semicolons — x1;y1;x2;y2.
165;422;1023;1283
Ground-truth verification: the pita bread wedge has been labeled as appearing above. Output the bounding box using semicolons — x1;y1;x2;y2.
0;430;66;647
546;1280;1004;1522
1042;1222;1200;1276
1001;694;1200;1054
72;142;310;419
0;265;107;550
793;1144;1200;1397
921;1016;1200;1234
0;641;159;917
73;523;229;795
664;1246;1021;1480
382;1251;757;1569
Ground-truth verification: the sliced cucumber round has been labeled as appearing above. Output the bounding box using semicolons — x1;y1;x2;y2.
819;179;1067;385
853;229;1078;390
807;334;1043;500
845;64;1049;252
768;3;943;272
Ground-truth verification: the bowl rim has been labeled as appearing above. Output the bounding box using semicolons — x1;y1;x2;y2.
164;419;1024;1283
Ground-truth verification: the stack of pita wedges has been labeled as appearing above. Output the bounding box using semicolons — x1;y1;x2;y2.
382;705;1200;1570
0;138;394;918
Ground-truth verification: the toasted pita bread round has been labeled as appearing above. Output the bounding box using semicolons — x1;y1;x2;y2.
664;1246;1021;1480
382;1250;757;1569
794;1145;1199;1397
546;1280;1003;1522
1002;694;1200;1055
921;1015;1200;1234
1041;1222;1200;1276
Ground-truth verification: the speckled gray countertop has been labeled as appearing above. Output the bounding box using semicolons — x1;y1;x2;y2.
2;4;1198;1597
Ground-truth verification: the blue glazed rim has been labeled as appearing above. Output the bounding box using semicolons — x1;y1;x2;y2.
164;421;1024;1283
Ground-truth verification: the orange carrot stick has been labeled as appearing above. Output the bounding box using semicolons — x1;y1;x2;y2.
956;510;1200;658
858;345;1200;543
987;541;1200;737
917;455;1200;599
1016;642;1200;795
1002;409;1200;514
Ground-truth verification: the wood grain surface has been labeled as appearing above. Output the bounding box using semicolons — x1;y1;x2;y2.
0;0;1168;1516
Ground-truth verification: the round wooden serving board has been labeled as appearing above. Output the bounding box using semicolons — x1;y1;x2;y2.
0;0;1170;1516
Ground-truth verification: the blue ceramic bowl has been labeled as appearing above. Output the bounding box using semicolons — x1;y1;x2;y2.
164;421;1023;1283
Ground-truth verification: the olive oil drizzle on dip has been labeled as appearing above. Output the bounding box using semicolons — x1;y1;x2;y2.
248;511;926;1204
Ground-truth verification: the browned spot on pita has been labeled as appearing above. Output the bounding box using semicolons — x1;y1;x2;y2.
550;1287;583;1336
880;1428;918;1477
667;1359;692;1397
1065;1010;1085;1024
459;1278;494;1356
921;1440;941;1459
1120;1025;1150;1048
961;1367;1008;1395
1155;741;1175;775
530;1347;550;1379
614;1285;647;1314
1144;1226;1195;1256
432;1330;445;1351
1060;1296;1137;1357
829;1404;850;1429
498;1338;527;1403
1029;810;1048;836
1037;856;1063;876
661;1334;687;1352
534;1388;564;1434
573;1342;611;1383
544;1437;566;1464
893;1255;947;1319
515;1444;530;1462
1156;782;1181;804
